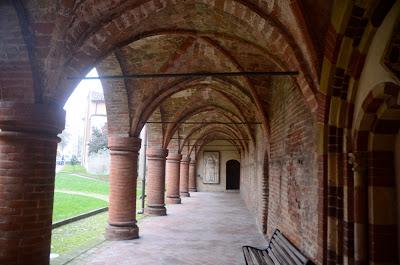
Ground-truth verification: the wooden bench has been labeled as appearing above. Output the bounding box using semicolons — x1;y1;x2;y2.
242;229;314;265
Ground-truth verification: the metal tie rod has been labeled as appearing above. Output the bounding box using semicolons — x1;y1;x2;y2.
184;144;240;146
69;71;298;80
146;121;261;124
172;138;249;140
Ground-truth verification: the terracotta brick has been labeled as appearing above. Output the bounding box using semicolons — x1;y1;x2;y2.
144;147;168;216
105;136;141;240
179;156;190;198
165;153;182;204
0;102;65;265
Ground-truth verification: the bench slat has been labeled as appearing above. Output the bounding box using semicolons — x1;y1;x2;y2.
249;247;266;265
260;250;275;265
269;246;283;265
274;234;303;265
276;232;308;263
243;229;312;265
270;240;297;265
243;247;255;265
270;241;293;265
267;248;281;265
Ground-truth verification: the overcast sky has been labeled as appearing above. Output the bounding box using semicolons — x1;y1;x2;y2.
61;68;103;156
64;68;103;134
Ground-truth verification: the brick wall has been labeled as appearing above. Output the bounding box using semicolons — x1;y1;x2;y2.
267;81;318;260
240;126;267;231
240;81;318;261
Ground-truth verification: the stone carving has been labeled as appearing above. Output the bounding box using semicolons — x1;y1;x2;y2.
203;151;219;184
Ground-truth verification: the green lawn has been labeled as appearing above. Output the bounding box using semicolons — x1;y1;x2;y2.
60;164;109;181
53;192;108;222
51;165;145;262
51;212;108;257
55;173;109;195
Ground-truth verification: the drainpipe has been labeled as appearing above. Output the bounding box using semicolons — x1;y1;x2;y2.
138;126;147;214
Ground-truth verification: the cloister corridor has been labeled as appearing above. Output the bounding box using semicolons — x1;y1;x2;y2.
68;192;266;265
1;1;400;264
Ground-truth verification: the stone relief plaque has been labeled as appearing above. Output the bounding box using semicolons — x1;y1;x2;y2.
203;151;219;184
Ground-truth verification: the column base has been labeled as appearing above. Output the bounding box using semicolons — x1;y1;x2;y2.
180;192;190;197
144;206;167;216
166;196;181;204
189;188;197;192
105;224;139;240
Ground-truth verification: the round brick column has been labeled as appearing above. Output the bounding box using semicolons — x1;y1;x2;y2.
189;160;197;192
180;156;190;197
0;102;65;265
165;153;182;204
145;148;168;216
105;136;141;240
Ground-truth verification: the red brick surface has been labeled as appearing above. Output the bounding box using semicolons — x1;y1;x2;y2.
179;156;190;198
0;103;65;265
188;160;197;192
145;148;168;216
106;136;141;240
165;153;182;205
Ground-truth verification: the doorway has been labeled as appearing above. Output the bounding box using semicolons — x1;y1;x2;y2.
226;160;240;190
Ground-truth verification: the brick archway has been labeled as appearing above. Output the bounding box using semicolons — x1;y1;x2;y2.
318;2;398;263
351;82;400;264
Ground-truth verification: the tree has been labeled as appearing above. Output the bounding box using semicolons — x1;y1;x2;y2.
88;124;108;155
58;130;70;154
70;155;80;165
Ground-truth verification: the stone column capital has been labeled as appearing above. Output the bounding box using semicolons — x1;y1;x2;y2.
189;160;196;165
0;102;65;141
146;147;168;160
181;156;190;164
167;153;182;162
108;136;141;153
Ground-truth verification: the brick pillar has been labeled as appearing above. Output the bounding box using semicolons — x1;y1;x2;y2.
189;160;197;192
165;153;182;204
180;156;190;197
145;148;168;216
105;136;141;240
349;152;368;265
0;102;65;265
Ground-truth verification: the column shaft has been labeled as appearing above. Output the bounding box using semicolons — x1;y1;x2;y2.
180;156;190;197
165;153;182;204
189;160;197;192
145;148;168;216
349;152;368;265
0;103;65;265
106;136;141;240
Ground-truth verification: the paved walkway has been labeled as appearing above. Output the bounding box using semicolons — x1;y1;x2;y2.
69;192;267;265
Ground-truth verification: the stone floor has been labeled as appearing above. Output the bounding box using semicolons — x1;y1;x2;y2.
69;192;267;265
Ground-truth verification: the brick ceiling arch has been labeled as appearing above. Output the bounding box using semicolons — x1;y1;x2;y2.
112;32;271;137
135;74;260;135
187;129;245;156
178;116;254;153
42;0;319;111
192;131;244;157
163;104;251;148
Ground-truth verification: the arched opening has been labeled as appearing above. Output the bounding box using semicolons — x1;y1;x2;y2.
226;160;240;190
352;82;400;264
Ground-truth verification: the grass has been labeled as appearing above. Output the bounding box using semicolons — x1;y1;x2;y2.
53;192;108;222
51;211;145;264
55;173;109;195
51;212;108;257
51;165;146;262
60;164;109;182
